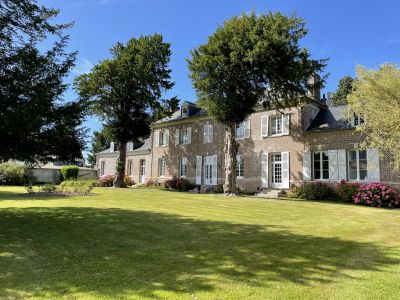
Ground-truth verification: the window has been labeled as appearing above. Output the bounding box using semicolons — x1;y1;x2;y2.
179;157;187;177
236;155;244;178
180;128;188;144
100;161;105;176
313;151;329;180
127;160;133;176
204;124;213;143
159;130;168;146
235;119;250;139
352;113;364;126
271;115;282;135
349;150;367;181
158;157;166;177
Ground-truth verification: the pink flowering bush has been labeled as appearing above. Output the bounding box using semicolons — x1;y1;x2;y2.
353;182;400;208
336;180;361;202
97;175;115;187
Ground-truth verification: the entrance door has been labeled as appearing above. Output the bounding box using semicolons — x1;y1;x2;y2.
271;153;283;188
203;155;217;185
139;159;146;183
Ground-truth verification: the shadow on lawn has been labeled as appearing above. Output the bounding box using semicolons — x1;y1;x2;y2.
0;207;398;299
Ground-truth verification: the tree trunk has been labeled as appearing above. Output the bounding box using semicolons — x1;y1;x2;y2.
114;141;127;188
223;123;238;196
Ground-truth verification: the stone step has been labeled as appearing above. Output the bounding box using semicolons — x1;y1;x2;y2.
256;189;287;198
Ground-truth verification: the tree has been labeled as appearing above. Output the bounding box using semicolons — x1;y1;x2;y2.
188;12;326;195
348;63;400;168
0;0;86;163
75;34;175;187
332;76;354;106
87;127;113;167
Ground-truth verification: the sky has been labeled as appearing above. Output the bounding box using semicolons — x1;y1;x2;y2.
39;0;400;158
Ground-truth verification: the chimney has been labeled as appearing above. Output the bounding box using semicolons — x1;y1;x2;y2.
308;74;321;102
320;94;328;106
110;142;115;152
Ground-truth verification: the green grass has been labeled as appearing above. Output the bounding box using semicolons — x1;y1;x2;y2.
0;187;399;299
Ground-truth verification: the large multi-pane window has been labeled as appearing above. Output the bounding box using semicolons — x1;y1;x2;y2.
180;128;188;144
349;150;367;180
159;130;168;146
203;124;213;143
179;157;187;177
158;157;166;177
235;119;250;139
236;155;244;178
270;115;282;135
313;151;329;180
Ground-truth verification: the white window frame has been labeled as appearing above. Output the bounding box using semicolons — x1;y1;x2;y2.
203;124;213;143
158;157;166;177
270;115;283;136
179;157;187;178
236;155;244;178
235;119;250;139
159;130;168;146
127;160;133;176
313;151;329;180
352;113;365;127
100;161;105;176
180;128;188;144
348;149;368;181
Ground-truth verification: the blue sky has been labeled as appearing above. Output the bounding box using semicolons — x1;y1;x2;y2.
40;0;400;156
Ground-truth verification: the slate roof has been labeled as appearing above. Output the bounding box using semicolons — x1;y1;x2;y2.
96;138;151;156
306;105;352;132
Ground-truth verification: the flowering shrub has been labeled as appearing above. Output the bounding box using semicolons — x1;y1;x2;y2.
145;179;160;187
124;176;133;187
288;184;304;198
164;178;195;192
97;175;115;187
289;182;334;200
353;182;400;208
336;180;361;202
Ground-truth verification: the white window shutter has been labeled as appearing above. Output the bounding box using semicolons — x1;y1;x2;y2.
154;130;159;147
196;156;202;185
281;152;290;189
261;116;269;137
187;127;192;144
203;125;208;143
282;114;290;135
211;155;218;185
209;125;213;143
328;150;339;181
175;129;180;145
165;129;169;145
337;149;347;180
245;119;251;138
261;152;268;188
303;151;311;181
367;149;380;181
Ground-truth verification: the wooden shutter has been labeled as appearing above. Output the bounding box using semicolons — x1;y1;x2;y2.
367;149;380;181
337;149;347;180
175;129;180;145
261;152;268;188
282;114;290;135
303;151;311;181
281;152;290;189
154;130;159;147
187;127;192;144
245;119;251;138
261;116;268;137
165;129;169;145
328;150;339;181
211;155;218;185
196;156;202;185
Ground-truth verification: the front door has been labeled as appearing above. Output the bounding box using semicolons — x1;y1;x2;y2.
203;155;217;186
271;153;283;188
139;159;146;183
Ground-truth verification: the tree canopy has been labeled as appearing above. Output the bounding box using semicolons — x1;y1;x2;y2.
87;128;113;167
332;75;354;106
348;63;400;168
188;12;326;195
0;0;86;163
75;34;175;187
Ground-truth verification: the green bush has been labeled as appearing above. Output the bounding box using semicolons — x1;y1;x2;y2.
213;184;224;193
0;162;29;185
59;180;94;194
290;182;334;200
164;178;195;192
125;176;133;187
60;166;79;181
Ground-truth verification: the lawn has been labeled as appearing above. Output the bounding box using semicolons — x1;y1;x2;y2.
0;187;399;299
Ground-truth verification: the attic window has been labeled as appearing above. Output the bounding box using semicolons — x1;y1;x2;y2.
182;107;188;117
353;113;364;126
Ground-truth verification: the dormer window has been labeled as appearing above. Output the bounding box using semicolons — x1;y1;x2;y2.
352;113;364;126
181;107;188;117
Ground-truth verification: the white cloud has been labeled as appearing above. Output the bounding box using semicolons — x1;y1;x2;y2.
73;59;94;75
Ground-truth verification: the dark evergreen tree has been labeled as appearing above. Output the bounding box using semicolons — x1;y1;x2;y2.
332;76;354;106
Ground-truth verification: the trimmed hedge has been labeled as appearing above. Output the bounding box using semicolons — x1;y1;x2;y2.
60;166;79;181
164;178;195;192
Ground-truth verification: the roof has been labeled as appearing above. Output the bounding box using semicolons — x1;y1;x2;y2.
306;105;352;132
96;138;151;156
155;102;208;124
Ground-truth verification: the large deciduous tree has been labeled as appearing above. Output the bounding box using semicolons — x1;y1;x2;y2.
75;34;175;187
348;63;400;168
0;0;86;163
188;12;326;195
87;127;113;167
332;75;354;106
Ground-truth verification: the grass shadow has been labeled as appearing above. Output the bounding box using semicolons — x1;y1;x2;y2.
0;207;398;298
